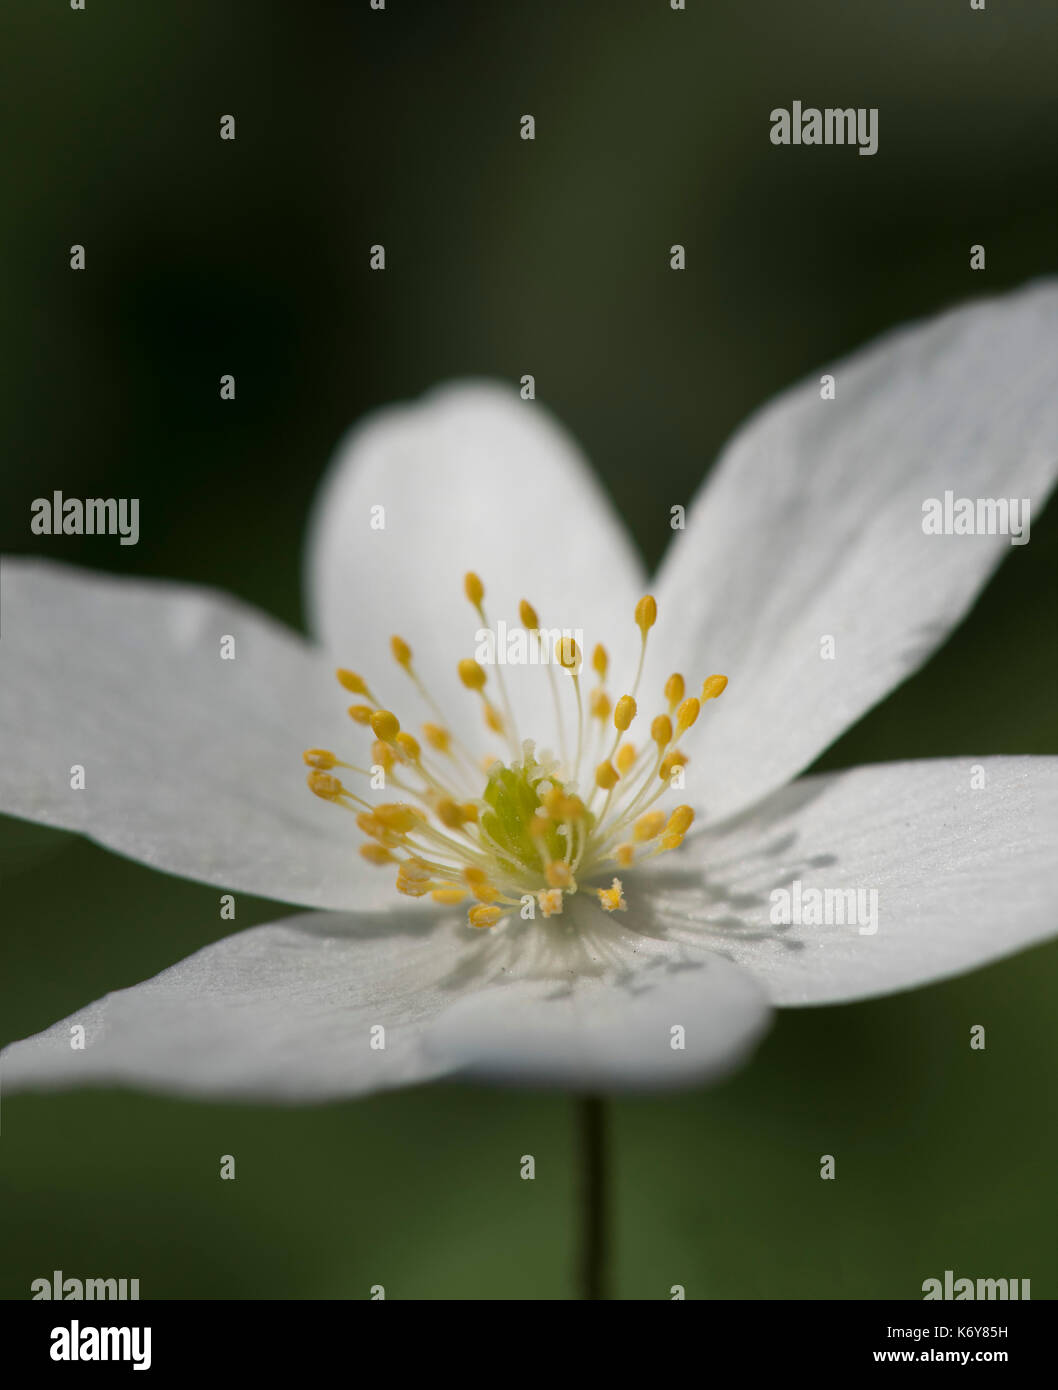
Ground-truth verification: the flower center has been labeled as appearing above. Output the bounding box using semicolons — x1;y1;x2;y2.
303;574;727;929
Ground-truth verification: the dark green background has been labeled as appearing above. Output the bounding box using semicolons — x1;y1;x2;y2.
1;0;1055;1299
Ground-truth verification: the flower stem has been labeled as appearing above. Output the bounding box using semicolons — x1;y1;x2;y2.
577;1095;609;1300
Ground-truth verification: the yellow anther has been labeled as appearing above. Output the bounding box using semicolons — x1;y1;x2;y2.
462;866;499;901
359;843;395;866
595;760;619;791
370;709;400;742
701;674;728;701
461;802;480;824
651;714;673;748
546;861;573;889
435;797;466;830
538;889;564;918
307;770;344;801
484;702;505;734
371;739;396;771
659;831;684;851
348;704;373;725
431;887;468;905
557;637;582;672
397;858;432;884
614;694;637;731
634;595;657;633
374;803;423;833
597;878;627;912
592;644;609;679
659;749;689;780
634;810;666;842
464;572;485;607
590;689;612;720
616;843;635;868
616;742;637;775
543;787;586;823
336;668;368;695
664;673;685;712
468;904;502;929
302;748;337;770
390;635;412;668
675;697;700;735
395;731;421;761
519;598;539;629
458;658;487;691
356;811;397;846
667;805;695;836
396;875;432;899
422;723;450;753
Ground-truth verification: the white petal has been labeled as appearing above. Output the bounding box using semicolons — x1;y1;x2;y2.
425;897;771;1092
0;558;395;911
1;909;461;1101
637;757;1058;1006
304;381;647;748
1;894;772;1100
651;282;1058;824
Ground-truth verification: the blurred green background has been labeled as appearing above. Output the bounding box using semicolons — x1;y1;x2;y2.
1;0;1056;1299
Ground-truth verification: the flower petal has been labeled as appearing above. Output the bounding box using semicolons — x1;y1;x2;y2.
424;907;772;1092
304;381;647;747
0;558;393;911
2;893;773;1100
1;910;461;1101
637;757;1058;1006
650;282;1058;824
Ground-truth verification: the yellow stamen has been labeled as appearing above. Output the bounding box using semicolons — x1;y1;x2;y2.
592;644;609;679
538;889;564;918
595;760;619;791
370;709;400;742
664;673;685;712
616;742;637;775
597;878;626;912
431;887;468;904
348;704;374;725
651;714;673;749
458;658;487;691
634;595;657;633
614;695;636;732
303;748;337;770
336;668;368;695
360;843;395;866
422;723;450;753
675;697;700;735
590;689;611;720
634;810;666;842
519;598;539;629
307;770;344;801
464;572;485;608
374;803;423;833
701;673;728;701
546;861;574;889
390;635;412;668
468;904;502;929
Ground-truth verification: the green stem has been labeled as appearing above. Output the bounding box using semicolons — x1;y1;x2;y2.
577;1095;609;1299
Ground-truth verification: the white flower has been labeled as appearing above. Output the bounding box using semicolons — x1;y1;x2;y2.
2;282;1056;1101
